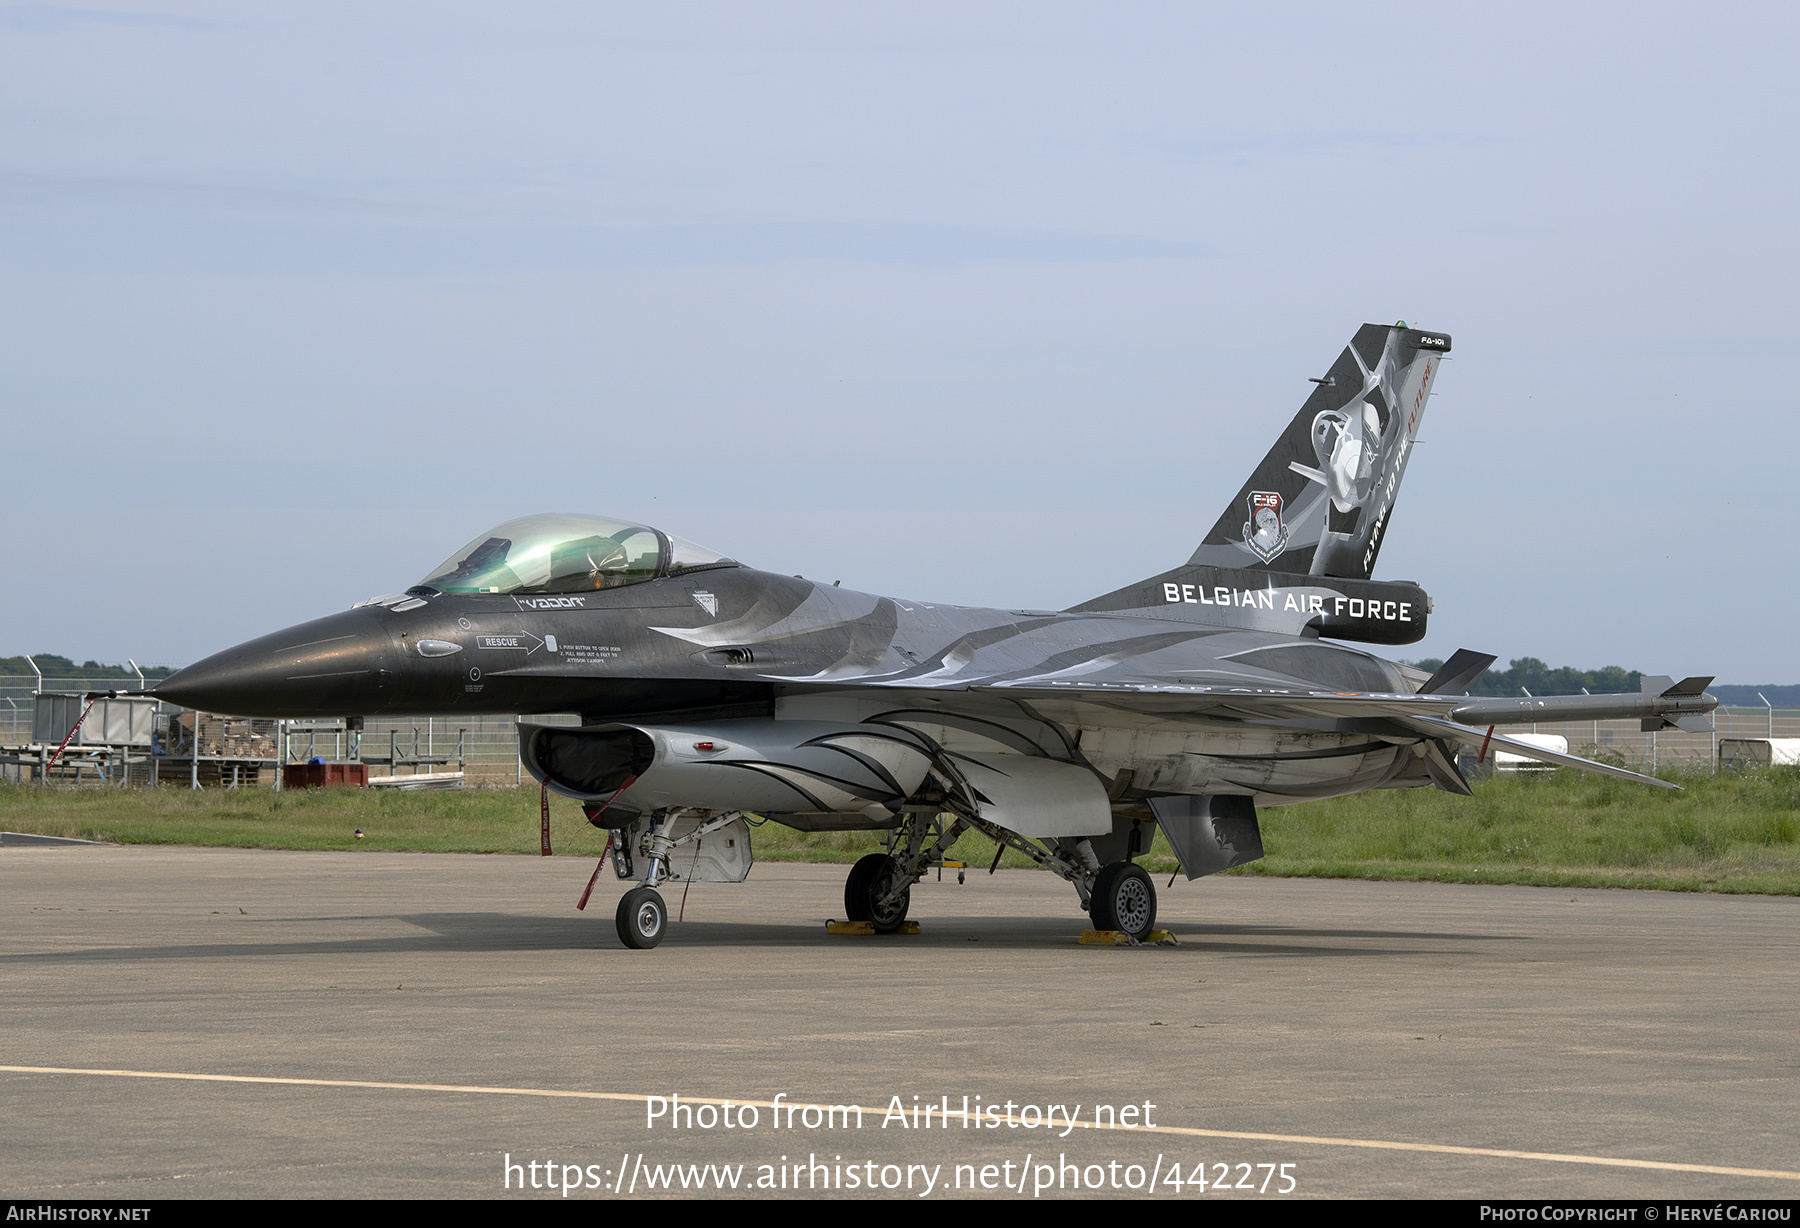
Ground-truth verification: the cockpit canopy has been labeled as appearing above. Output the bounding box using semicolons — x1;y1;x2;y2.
416;513;738;595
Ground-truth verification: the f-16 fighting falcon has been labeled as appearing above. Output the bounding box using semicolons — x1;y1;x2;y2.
153;323;1718;949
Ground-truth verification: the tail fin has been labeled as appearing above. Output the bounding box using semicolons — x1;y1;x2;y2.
1188;322;1450;581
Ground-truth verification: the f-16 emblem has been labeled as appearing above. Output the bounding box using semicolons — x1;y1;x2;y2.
1242;491;1290;562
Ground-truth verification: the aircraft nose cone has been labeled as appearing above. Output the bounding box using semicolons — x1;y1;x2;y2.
155;608;401;718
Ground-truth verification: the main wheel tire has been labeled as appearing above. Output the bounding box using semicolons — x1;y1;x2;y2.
1089;862;1156;940
615;885;667;949
843;853;884;922
844;852;911;933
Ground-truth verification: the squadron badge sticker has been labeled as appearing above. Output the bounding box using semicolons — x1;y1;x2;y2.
1242;490;1290;562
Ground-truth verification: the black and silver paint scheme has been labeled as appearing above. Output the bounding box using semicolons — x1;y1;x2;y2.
154;323;1719;947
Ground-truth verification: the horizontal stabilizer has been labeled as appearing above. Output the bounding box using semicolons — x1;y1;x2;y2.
1418;649;1497;696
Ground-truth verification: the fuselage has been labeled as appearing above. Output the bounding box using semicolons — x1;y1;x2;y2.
156;565;1425;809
156;564;1413;721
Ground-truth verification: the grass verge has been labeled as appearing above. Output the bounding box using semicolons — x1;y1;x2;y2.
3;767;1797;895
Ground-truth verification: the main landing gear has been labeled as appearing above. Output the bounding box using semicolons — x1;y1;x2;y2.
1087;861;1157;941
844;853;911;933
911;810;1159;942
839;810;1164;943
839;814;974;934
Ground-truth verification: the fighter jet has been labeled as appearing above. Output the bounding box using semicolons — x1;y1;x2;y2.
154;323;1718;949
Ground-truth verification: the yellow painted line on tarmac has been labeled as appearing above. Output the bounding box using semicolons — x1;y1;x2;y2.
3;1064;1796;1182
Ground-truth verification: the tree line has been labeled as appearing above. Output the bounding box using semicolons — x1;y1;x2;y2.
1406;656;1641;696
0;655;176;681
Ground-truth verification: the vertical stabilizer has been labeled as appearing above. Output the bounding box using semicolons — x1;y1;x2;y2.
1188;323;1450;580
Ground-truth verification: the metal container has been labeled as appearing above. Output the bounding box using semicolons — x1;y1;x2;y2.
281;762;369;789
32;693;157;747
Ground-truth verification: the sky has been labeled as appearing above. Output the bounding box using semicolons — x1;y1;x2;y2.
2;2;1795;682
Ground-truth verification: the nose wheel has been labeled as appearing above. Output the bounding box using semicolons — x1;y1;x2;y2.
1088;862;1156;940
616;885;667;949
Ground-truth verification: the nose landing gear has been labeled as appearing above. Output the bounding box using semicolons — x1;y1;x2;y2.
603;808;754;949
616;885;667;949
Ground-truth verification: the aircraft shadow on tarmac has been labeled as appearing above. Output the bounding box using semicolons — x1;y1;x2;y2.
0;911;1521;961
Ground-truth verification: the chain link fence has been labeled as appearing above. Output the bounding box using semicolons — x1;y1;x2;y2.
1469;708;1800;776
0;674;578;788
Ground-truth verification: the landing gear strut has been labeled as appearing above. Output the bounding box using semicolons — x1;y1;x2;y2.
839;813;974;934
606;808;752;949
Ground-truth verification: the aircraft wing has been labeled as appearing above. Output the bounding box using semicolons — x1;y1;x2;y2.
973;681;1468;724
973;676;1716;731
967;679;1688;789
